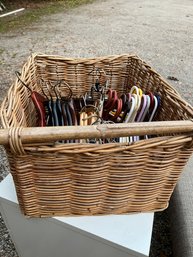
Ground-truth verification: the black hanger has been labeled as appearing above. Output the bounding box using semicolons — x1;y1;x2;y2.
53;83;64;126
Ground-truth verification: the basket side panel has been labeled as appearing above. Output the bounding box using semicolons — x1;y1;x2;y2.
157;149;193;205
7;151;40;216
34;55;132;98
14;136;193;217
0;56;38;128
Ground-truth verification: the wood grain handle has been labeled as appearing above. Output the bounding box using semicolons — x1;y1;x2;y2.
0;120;193;145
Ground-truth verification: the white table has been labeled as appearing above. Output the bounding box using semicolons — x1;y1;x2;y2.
0;174;154;257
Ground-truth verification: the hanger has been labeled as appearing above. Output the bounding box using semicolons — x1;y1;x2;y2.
94;87;106;119
108;98;123;122
80;105;99;126
118;93;132;123
130;86;142;114
103;89;116;109
136;94;147;122
79;105;100;143
124;93;141;123
134;94;150;141
56;80;78;128
53;83;65;126
153;94;161;120
144;95;159;140
15;71;46;127
121;87;143;142
140;95;151;122
123;95;136;123
89;68;109;93
149;96;158;122
45;81;59;127
119;95;136;143
103;90;118;120
40;79;54;126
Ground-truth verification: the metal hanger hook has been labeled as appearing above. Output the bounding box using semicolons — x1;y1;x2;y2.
58;80;73;99
15;71;32;92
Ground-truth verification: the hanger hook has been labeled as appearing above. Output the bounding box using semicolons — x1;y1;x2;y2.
45;81;53;99
53;81;61;99
15;71;32;92
39;79;49;100
59;80;73;99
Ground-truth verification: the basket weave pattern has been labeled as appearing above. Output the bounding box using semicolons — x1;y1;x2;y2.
1;54;193;217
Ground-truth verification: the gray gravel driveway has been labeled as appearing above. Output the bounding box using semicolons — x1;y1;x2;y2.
0;0;192;256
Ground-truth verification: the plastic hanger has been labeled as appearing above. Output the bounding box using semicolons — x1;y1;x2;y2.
119;95;137;143
144;95;159;140
149;96;158;122
103;90;118;120
136;94;147;122
124;95;137;123
45;82;59;127
140;95;151;122
57;80;77;127
108;98;123;121
118;93;132;123
133;94;151;141
53;83;64;126
40;80;54;126
130;86;142;111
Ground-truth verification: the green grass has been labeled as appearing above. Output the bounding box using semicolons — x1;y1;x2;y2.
0;0;94;33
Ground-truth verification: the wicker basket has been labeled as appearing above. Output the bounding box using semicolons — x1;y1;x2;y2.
0;53;193;217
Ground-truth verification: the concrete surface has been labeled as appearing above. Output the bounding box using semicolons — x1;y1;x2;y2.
0;0;193;103
0;0;192;256
169;156;193;257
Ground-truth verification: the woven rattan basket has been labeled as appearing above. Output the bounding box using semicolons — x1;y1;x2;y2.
0;53;193;217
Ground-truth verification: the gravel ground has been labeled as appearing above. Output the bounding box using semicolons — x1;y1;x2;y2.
0;0;193;256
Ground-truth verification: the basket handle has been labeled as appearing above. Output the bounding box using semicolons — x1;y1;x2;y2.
0;121;193;147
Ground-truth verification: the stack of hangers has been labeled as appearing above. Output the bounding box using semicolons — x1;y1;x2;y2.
16;71;161;143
